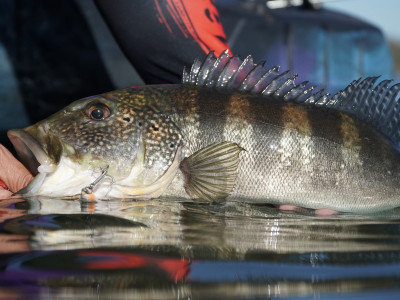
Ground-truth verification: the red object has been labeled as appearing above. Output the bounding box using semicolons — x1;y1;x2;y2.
79;250;191;281
154;0;231;56
0;179;7;190
80;251;147;269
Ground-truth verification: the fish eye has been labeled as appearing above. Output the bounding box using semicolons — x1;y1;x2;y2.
86;103;111;120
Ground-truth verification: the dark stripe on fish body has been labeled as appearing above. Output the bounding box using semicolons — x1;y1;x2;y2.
164;85;230;153
307;106;347;190
224;92;285;126
304;105;344;145
176;87;236;151
378;133;400;175
197;88;232;147
246;94;286;128
348;113;398;187
339;112;384;181
219;92;287;199
274;103;348;191
339;113;397;201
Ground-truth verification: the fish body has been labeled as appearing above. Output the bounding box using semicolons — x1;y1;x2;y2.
8;52;400;213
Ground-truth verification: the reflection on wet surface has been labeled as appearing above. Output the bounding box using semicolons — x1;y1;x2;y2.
1;197;400;299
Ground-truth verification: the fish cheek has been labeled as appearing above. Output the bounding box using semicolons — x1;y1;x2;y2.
52;115;107;158
142;114;182;172
44;133;64;163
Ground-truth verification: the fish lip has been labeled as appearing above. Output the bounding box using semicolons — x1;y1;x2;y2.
7;129;52;175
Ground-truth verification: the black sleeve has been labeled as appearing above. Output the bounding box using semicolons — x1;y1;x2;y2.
95;0;231;84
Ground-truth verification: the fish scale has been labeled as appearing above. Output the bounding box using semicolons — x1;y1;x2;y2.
7;51;400;213
163;82;400;211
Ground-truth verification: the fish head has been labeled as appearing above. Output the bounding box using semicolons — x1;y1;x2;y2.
8;89;183;198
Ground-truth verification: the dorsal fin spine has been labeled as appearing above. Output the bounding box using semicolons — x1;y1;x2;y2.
315;93;330;106
284;80;307;102
295;86;315;103
251;66;280;93
182;51;400;147
275;74;298;98
239;63;266;92
261;70;290;96
366;78;386;117
196;52;216;86
216;56;242;88
188;57;202;84
206;50;230;87
380;84;400;123
359;77;379;117
227;55;254;89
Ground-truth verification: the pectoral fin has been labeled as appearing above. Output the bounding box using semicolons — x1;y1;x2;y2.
180;141;243;202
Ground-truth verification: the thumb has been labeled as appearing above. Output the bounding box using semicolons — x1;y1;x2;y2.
0;144;33;193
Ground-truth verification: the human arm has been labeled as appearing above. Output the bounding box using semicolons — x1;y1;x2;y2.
95;0;231;84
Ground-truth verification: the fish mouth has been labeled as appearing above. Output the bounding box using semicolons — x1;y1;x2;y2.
7;129;53;176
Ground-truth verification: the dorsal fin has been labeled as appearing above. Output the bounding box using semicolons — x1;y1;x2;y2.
182;51;400;148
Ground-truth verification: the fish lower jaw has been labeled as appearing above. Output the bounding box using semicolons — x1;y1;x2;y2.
37;164;56;173
20;146;183;199
19;156;98;198
17;163;57;196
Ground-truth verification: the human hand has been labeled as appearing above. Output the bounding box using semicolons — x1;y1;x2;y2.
0;144;33;199
0;198;30;253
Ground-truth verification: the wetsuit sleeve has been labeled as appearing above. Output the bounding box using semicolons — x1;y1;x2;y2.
95;0;231;84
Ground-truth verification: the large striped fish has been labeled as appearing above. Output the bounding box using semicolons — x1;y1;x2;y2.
8;51;400;213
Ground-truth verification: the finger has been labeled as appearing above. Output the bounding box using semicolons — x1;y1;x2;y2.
0;144;33;193
0;179;7;190
0;188;13;199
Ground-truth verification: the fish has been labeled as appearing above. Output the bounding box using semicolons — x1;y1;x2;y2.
7;51;400;213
